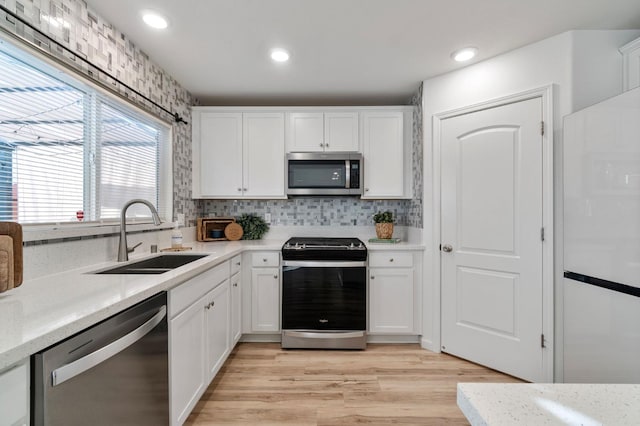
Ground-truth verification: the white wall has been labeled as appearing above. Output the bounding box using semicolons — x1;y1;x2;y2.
420;29;640;382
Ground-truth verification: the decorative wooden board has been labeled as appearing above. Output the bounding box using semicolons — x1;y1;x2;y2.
160;246;193;252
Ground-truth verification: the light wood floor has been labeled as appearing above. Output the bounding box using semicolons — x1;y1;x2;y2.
186;343;521;425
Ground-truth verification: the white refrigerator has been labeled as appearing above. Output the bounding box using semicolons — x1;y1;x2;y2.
563;86;640;383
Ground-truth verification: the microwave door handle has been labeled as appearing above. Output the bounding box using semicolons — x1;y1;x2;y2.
51;305;166;387
345;160;351;189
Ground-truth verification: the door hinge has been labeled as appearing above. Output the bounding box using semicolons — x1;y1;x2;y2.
541;333;546;348
540;227;545;242
540;121;545;136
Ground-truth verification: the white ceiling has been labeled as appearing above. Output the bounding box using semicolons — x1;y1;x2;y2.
84;0;640;105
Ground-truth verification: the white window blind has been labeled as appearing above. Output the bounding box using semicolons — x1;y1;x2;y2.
0;42;170;225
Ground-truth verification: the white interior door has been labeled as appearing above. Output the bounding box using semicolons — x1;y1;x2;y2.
441;97;544;382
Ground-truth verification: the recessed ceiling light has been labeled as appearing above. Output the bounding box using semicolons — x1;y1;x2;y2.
271;49;290;63
142;11;168;29
451;47;478;62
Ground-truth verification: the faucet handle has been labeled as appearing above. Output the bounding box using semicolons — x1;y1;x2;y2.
128;242;143;253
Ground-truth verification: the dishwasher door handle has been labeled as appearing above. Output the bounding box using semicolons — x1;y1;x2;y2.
51;305;167;387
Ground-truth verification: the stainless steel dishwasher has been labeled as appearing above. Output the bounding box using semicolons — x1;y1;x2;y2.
32;292;169;425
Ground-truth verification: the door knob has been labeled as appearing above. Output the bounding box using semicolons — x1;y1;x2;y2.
442;244;453;253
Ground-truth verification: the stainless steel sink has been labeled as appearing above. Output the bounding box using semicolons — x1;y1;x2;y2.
95;254;209;274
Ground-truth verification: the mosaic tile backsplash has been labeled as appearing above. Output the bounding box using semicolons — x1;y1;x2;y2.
201;198;412;227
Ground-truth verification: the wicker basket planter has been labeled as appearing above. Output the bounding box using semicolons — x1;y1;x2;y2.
375;222;394;239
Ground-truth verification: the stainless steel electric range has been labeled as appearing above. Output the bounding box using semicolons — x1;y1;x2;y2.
281;237;367;349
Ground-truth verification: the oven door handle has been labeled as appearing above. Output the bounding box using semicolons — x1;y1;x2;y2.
282;261;367;267
51;305;166;387
283;330;365;339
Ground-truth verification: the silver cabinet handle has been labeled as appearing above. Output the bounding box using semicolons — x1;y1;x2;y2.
52;306;166;387
442;244;453;252
205;301;215;310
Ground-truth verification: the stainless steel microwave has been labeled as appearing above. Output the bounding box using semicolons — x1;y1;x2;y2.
286;152;362;196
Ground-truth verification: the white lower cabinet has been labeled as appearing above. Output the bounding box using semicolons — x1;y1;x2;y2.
170;296;206;425
0;359;29;426
204;281;230;382
368;251;422;335
230;255;242;345
250;252;281;333
168;261;232;426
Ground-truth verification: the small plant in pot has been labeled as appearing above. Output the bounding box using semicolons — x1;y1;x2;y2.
373;211;394;239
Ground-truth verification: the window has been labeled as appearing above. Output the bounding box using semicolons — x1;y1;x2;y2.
0;39;171;225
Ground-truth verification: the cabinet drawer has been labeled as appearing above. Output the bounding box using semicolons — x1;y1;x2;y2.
230;255;242;275
369;252;413;268
252;252;279;267
169;261;230;318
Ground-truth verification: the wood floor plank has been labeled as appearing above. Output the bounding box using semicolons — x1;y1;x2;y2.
186;343;522;425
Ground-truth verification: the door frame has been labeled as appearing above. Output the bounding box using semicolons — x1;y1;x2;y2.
431;85;554;382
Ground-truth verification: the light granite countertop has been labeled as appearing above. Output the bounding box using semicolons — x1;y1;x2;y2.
458;382;640;425
0;237;424;370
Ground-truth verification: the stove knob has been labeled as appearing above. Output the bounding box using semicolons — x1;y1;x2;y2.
284;243;290;248
350;242;355;249
358;243;364;248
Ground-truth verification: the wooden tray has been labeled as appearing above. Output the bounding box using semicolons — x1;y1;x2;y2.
197;217;236;242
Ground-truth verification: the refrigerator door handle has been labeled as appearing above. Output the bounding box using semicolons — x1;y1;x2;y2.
51;305;166;386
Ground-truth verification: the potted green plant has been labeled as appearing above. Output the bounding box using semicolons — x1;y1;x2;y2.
236;213;269;240
373;211;394;239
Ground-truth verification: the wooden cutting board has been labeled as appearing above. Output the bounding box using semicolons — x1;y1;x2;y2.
0;222;23;291
0;236;14;293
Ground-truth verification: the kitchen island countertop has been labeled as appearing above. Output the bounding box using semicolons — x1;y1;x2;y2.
458;382;640;425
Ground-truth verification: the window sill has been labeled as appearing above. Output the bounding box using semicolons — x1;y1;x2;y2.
22;221;176;243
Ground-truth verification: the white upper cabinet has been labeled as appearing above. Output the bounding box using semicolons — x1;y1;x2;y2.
287;111;359;152
620;36;640;91
192;109;286;199
193;112;243;198
243;112;286;197
361;110;412;199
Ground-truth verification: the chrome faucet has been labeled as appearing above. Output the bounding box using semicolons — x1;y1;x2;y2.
118;199;162;261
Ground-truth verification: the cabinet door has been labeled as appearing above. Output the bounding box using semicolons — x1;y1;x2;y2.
0;360;29;426
230;271;242;345
361;111;405;198
324;112;359;151
170;299;206;425
369;267;415;334
204;280;230;382
251;267;280;332
243;112;286;197
288;112;324;152
197;112;243;197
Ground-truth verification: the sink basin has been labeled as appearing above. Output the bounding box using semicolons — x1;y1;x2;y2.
95;254;209;274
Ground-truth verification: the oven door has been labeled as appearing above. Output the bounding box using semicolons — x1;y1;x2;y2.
282;260;366;331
